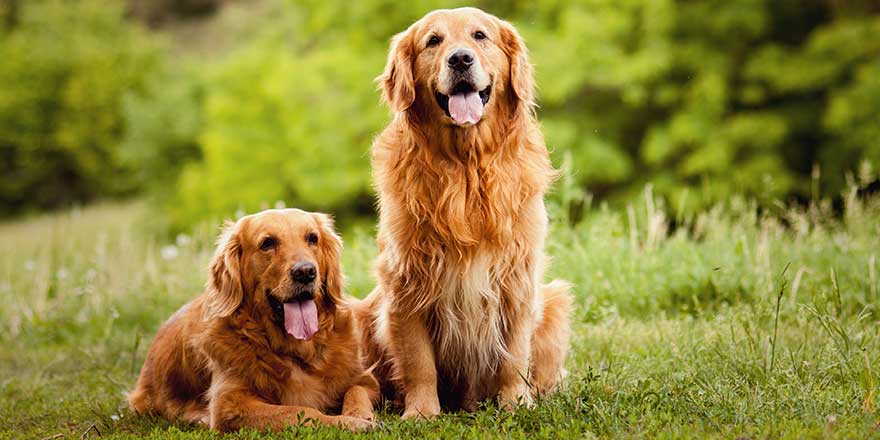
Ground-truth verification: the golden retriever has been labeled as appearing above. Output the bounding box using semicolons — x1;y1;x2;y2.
356;7;573;419
129;209;377;432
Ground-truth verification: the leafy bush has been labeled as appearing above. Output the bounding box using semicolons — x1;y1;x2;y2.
164;4;387;228
159;0;880;228
0;0;162;216
120;67;204;193
524;0;880;210
8;1;875;225
128;0;224;27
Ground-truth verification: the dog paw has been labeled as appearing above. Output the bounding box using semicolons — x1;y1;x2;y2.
498;385;533;411
401;400;440;420
331;415;376;432
342;407;375;421
401;408;439;420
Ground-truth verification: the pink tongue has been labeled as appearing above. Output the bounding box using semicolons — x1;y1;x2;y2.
448;92;483;124
283;299;318;340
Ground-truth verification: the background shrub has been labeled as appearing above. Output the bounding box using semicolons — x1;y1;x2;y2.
524;0;880;210
120;67;205;193
158;0;880;228
166;10;386;227
2;0;879;228
0;0;162;216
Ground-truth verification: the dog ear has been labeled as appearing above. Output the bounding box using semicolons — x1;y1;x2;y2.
204;220;244;320
498;19;535;110
378;28;416;112
313;213;345;307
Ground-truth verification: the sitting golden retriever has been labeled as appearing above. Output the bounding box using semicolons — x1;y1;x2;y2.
356;7;573;419
129;209;377;432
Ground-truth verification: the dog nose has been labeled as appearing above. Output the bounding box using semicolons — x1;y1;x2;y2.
447;49;474;72
290;262;317;284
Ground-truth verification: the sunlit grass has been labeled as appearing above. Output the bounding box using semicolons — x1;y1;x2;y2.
1;192;878;439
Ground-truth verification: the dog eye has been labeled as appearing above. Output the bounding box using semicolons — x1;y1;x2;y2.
427;35;442;47
473;31;486;40
259;237;277;251
306;232;319;246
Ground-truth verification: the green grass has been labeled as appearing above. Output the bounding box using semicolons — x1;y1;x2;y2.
1;192;879;439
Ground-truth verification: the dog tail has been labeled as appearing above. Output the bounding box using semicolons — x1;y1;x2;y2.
531;279;574;395
127;373;156;417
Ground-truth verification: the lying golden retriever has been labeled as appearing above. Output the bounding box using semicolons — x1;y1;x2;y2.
356;7;573;419
129;209;377;432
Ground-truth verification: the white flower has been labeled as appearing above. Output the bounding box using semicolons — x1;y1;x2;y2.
175;233;191;247
161;245;179;260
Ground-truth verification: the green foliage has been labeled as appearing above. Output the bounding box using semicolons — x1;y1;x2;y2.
0;0;162;216
5;0;878;226
525;0;880;210
168;27;386;227
128;0;224;26
120;68;205;192
146;0;880;228
823;60;880;191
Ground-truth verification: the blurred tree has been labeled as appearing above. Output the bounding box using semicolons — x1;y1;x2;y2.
0;0;19;28
127;0;224;27
165;0;878;226
166;5;386;227
520;0;880;210
0;0;162;216
120;67;205;193
4;0;878;225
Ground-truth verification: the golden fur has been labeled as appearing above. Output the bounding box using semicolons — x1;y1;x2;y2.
355;7;573;418
129;209;377;432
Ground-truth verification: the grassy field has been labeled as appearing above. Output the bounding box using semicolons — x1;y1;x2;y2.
1;191;879;439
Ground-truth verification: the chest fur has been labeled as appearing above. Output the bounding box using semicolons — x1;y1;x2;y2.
385;154;529;249
279;362;352;410
426;251;509;380
241;328;362;412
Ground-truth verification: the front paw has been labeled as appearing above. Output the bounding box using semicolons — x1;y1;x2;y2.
401;394;440;420
342;406;375;421
498;385;533;411
330;415;376;432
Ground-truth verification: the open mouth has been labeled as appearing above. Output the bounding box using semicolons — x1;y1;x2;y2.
435;82;491;125
267;289;318;341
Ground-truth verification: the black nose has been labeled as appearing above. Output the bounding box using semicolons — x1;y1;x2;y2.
290;262;317;284
447;49;474;72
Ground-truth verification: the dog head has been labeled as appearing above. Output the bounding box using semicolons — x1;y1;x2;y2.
203;209;343;341
379;7;534;126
